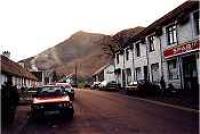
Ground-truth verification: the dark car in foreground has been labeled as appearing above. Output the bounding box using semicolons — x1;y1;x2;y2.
31;85;74;120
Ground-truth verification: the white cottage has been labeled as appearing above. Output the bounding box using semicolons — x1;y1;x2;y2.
0;55;38;89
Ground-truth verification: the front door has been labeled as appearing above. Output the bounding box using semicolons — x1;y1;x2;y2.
182;55;198;90
143;66;148;81
122;70;126;88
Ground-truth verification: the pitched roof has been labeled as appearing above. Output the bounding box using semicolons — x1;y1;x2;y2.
128;0;199;43
1;55;38;80
92;63;112;76
113;26;145;47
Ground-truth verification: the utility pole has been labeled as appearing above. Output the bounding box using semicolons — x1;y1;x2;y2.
75;63;78;87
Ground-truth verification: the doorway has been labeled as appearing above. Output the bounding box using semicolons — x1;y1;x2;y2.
143;66;148;81
122;69;126;88
182;55;198;90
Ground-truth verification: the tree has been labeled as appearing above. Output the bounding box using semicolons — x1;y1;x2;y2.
52;70;58;82
97;35;122;58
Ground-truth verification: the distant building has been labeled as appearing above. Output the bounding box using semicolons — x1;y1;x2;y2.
0;55;38;89
18;60;56;85
92;63;115;83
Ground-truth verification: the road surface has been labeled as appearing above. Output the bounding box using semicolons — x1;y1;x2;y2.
3;89;199;134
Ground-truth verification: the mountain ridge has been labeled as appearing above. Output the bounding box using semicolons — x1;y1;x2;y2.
19;26;144;77
19;31;112;77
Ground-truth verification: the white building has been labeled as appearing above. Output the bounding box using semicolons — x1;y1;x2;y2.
132;40;148;82
114;1;199;90
93;63;115;83
0;55;38;89
114;27;145;88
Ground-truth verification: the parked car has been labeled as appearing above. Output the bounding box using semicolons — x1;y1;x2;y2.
56;83;75;100
90;81;101;89
99;81;119;91
125;81;138;94
31;85;74;120
106;81;119;90
126;81;138;90
98;80;108;89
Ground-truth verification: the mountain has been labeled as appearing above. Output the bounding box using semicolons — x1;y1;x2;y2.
19;26;144;78
19;31;111;77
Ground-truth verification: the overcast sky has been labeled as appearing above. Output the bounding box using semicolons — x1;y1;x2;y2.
0;0;186;61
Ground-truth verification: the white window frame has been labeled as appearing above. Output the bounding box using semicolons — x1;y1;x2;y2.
166;24;177;45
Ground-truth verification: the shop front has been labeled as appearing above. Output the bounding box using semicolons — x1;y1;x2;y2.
164;40;200;90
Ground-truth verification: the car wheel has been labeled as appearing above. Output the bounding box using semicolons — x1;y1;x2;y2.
68;109;74;120
30;110;42;122
62;108;74;120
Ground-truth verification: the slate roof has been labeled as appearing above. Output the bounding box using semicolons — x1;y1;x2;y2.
1;55;38;80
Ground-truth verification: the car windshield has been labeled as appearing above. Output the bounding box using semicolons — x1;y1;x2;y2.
36;86;65;97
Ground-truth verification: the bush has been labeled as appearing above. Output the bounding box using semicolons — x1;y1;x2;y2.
1;82;19;128
162;83;177;97
137;81;161;97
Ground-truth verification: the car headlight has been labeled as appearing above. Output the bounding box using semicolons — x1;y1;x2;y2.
63;102;70;107
58;104;63;107
40;105;44;108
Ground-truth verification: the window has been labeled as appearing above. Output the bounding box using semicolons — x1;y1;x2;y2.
135;43;140;57
166;24;177;45
168;59;178;80
135;67;141;80
116;54;119;64
148;35;155;52
151;63;160;83
193;11;199;35
126;49;129;60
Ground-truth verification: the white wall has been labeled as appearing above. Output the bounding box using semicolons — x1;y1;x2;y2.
0;74;7;89
103;64;115;82
114;52;124;86
146;35;162;83
124;48;133;84
133;41;147;81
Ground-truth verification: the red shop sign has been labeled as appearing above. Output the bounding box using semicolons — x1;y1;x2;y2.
164;40;200;59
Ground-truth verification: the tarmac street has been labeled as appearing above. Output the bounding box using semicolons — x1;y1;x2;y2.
3;89;199;134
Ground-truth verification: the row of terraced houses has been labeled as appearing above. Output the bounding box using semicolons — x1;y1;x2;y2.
98;1;199;90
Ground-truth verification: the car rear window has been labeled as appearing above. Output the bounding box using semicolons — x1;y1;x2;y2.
37;86;65;97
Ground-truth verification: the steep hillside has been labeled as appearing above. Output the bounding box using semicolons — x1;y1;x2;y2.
19;26;144;78
19;31;111;77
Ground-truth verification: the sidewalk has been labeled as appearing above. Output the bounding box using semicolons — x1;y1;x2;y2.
123;90;199;110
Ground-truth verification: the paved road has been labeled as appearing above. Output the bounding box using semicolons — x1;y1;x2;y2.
3;89;199;134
